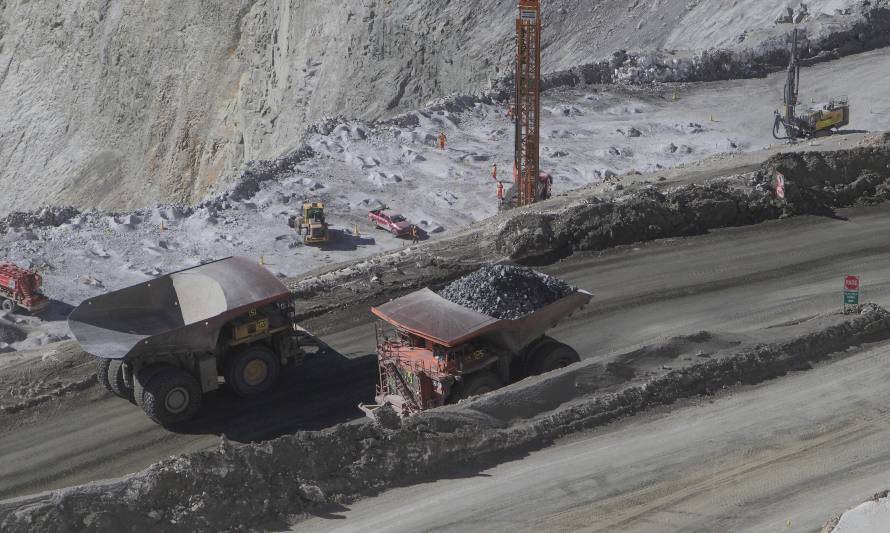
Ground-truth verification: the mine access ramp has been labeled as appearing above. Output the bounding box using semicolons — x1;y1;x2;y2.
361;286;592;417
69;256;329;426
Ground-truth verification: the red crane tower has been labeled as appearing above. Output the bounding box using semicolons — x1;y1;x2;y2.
512;0;542;208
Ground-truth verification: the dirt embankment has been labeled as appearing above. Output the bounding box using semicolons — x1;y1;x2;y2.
4;304;888;532
497;143;890;263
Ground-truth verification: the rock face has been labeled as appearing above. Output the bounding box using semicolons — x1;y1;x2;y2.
439;264;575;320
0;0;883;216
0;0;521;215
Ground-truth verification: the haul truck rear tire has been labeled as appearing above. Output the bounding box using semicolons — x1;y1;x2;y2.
108;359;135;403
451;371;503;401
531;339;581;375
135;365;202;426
96;357;113;394
226;345;281;397
1;299;14;313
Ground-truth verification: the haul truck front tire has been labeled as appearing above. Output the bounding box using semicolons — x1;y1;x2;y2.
226;345;281;397
135;365;202;426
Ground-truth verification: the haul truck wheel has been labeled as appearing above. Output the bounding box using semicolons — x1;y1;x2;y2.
451;371;503;402
96;357;113;394
135;366;202;426
531;340;581;375
134;365;165;409
226;345;280;397
1;299;14;312
107;359;135;403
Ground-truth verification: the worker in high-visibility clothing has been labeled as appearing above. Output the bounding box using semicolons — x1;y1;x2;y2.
491;163;498;181
496;181;504;201
438;132;447;150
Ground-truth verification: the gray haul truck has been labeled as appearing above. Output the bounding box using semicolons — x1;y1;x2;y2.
68;257;325;426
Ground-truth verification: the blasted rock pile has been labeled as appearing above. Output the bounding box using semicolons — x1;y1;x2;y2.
1;206;80;230
221;143;316;203
439;264;575;320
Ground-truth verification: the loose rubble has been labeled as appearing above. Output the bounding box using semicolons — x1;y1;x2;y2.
0;206;80;232
439;264;575;319
496;145;890;261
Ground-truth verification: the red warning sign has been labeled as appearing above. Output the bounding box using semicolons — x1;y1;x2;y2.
845;275;860;291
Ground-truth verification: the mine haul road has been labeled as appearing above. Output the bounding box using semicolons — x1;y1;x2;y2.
297;326;890;533
2;204;890;522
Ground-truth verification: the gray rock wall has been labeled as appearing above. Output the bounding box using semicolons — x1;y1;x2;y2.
0;0;522;215
0;0;873;215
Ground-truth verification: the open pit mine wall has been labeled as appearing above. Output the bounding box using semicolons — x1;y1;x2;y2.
0;0;887;217
0;0;519;216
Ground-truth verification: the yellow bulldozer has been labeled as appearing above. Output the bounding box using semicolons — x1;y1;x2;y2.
288;202;329;245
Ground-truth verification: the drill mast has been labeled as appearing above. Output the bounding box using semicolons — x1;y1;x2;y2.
514;0;541;207
784;28;801;135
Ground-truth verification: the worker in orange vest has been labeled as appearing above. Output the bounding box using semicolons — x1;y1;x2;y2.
411;224;419;244
491;163;498;181
506;105;514;120
438;132;447;150
496;181;504;201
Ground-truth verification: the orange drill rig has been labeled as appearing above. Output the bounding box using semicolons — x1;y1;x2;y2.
503;0;550;209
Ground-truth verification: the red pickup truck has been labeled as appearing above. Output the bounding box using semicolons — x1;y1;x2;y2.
369;209;412;237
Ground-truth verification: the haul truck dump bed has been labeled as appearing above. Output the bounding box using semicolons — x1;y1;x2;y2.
362;286;592;416
371;288;592;352
69;257;291;360
70;257;325;426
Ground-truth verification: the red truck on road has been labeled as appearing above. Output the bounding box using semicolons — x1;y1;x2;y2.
0;263;49;313
369;209;412;237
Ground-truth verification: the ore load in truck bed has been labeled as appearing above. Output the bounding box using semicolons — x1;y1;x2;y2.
373;267;590;353
438;264;576;320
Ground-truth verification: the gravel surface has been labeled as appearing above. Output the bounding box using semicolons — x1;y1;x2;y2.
439;264;575;319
